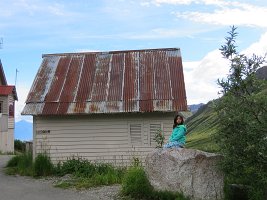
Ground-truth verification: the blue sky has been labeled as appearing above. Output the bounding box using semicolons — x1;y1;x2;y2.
0;0;267;122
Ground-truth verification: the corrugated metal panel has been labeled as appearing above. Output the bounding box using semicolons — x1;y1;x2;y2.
0;60;8;85
0;86;18;100
22;48;187;115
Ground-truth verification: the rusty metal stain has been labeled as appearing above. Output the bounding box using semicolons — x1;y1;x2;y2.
26;56;59;103
22;48;188;115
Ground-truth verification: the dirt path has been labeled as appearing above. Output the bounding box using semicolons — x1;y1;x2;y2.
0;155;121;200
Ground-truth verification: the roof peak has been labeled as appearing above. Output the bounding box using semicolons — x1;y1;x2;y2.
42;47;180;58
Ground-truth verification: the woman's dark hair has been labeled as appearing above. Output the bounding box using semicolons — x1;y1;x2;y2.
173;114;184;129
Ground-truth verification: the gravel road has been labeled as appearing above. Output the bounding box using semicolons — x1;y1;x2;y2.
0;155;121;200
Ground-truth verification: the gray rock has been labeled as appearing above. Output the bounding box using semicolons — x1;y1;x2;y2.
145;148;224;200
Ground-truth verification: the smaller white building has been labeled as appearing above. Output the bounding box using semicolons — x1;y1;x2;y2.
0;60;18;153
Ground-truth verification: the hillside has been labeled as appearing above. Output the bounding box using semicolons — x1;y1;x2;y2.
185;101;219;152
185;66;267;153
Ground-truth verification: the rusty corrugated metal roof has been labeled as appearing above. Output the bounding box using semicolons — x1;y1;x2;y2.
0;85;18;100
0;59;8;85
22;48;187;115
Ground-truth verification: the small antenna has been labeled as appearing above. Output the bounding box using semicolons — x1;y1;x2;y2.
0;38;3;49
15;69;19;87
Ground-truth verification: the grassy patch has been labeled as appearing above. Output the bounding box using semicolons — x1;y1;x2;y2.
53;158;126;189
121;166;189;200
5;153;34;176
185;101;220;153
186;132;219;153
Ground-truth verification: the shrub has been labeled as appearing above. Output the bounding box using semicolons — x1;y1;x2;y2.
153;129;165;148
55;157;96;177
121;166;153;199
153;190;189;200
34;153;54;177
14;139;26;153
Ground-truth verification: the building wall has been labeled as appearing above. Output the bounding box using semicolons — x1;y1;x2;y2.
0;116;14;153
33;112;176;166
0;95;15;153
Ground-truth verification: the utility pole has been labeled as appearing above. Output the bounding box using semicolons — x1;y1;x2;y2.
15;69;19;86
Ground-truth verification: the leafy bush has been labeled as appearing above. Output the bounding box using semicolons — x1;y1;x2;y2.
153;129;165;148
34;154;54;177
54;157;96;177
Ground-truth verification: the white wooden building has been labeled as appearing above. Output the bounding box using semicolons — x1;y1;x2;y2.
0;60;18;153
22;48;188;165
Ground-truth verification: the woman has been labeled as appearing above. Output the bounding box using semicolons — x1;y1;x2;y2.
163;114;187;149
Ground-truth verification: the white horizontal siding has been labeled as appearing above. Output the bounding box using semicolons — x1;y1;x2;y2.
8;117;14;129
33;112;175;166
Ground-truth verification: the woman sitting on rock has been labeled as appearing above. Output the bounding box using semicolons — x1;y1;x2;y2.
163;114;187;149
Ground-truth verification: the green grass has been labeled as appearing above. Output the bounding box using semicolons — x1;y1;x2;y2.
5;153;34;176
185;100;220;153
120;166;190;200
53;157;126;189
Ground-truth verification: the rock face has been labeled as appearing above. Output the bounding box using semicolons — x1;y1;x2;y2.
145;148;224;200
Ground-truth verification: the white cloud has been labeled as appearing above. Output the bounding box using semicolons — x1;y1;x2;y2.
15;83;32;122
184;30;267;105
172;1;267;28
242;32;267;57
183;50;229;104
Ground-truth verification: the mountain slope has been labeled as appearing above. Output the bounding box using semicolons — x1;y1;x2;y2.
185;101;219;152
185;66;267;153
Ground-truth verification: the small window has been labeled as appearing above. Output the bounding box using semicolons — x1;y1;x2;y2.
129;123;142;146
150;123;163;147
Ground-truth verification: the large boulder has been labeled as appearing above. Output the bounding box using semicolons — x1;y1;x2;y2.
145;148;224;200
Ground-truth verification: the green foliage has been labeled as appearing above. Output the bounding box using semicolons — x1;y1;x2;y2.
121;166;153;199
5;153;33;176
54;157;126;189
153;190;190;200
215;26;267;200
131;156;142;167
54;157;96;177
121;166;189;200
6;155;20;168
153;129;165;148
14;139;26;153
34;153;54;177
185;101;219;152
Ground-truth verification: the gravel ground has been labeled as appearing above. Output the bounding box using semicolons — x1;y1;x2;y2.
0;155;122;200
